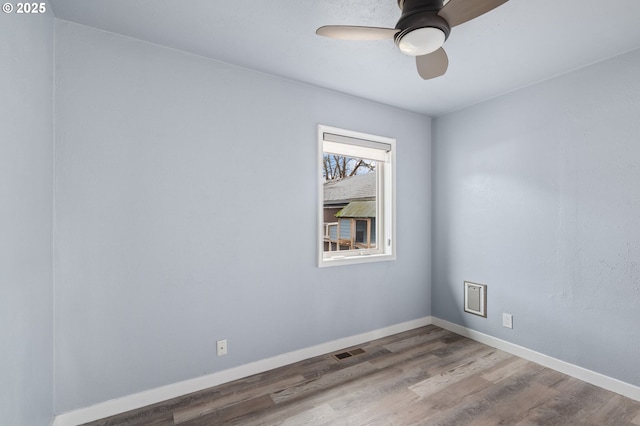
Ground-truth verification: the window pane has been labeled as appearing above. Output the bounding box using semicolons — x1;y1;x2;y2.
318;124;395;267
322;153;377;253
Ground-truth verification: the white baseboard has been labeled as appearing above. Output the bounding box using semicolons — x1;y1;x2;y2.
432;317;640;402
52;316;432;426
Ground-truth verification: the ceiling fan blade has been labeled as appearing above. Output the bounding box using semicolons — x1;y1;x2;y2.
316;25;399;41
438;0;509;27
416;48;448;80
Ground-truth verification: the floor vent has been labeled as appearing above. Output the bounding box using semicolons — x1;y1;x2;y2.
333;348;365;361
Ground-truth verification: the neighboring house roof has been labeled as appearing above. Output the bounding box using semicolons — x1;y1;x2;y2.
323;172;376;205
335;200;376;218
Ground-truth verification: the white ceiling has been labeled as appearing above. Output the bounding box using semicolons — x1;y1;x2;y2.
48;0;640;117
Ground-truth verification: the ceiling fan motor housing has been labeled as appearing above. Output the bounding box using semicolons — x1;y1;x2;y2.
395;0;451;51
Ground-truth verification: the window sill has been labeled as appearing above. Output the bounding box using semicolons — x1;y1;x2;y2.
319;252;396;268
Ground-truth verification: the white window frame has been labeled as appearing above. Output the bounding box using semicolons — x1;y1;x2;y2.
318;125;396;267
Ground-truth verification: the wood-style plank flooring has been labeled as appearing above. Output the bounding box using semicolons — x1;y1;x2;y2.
84;325;640;425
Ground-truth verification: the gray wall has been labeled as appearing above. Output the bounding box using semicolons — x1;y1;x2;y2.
432;48;640;386
0;10;54;426
54;21;432;413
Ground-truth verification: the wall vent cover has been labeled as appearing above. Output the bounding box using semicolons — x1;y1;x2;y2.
464;281;487;317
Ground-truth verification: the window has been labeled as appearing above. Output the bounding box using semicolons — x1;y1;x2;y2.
318;125;396;267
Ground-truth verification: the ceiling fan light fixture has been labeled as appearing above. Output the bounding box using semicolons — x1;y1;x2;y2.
397;27;445;56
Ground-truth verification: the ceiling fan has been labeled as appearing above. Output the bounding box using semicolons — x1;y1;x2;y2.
316;0;509;80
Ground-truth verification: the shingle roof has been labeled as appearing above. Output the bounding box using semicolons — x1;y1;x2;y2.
335;200;376;218
323;172;376;204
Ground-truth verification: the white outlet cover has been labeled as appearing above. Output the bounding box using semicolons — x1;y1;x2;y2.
217;339;228;356
502;313;513;329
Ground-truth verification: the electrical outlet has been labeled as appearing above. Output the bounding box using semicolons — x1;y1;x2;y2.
502;313;513;329
216;339;228;356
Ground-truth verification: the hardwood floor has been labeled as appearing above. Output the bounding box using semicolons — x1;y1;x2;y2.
84;326;640;426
